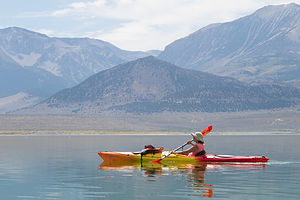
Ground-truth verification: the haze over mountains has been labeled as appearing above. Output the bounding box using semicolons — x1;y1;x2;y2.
0;27;148;99
159;3;300;88
20;56;300;114
2;3;300;114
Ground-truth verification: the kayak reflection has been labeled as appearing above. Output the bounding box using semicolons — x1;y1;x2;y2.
99;161;268;198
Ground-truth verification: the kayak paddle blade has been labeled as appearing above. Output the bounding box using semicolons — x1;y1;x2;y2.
202;126;212;136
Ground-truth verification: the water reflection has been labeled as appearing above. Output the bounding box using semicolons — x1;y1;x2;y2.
99;161;267;198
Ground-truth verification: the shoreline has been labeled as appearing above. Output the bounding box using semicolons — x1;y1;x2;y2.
1;111;299;135
0;130;299;136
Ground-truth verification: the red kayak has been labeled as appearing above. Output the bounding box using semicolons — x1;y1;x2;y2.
195;154;269;163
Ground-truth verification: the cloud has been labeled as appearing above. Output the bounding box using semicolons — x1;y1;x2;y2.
17;0;300;51
32;28;55;36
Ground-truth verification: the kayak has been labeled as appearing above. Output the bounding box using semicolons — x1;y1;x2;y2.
98;151;269;164
98;126;269;164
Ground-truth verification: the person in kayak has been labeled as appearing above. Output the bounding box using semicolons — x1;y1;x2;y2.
174;132;206;157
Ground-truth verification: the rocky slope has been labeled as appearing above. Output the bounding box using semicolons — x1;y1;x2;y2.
0;27;148;97
159;3;300;88
21;56;300;114
0;27;149;113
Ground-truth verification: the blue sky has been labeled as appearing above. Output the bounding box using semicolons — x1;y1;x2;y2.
1;0;299;51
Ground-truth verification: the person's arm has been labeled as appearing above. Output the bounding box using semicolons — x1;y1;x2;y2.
174;141;198;155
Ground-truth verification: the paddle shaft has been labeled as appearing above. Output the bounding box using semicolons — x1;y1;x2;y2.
153;126;213;163
154;142;189;162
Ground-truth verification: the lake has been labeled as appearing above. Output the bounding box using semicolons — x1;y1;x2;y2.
0;134;300;199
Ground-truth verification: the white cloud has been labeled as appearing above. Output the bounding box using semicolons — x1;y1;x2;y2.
17;0;300;51
33;28;55;36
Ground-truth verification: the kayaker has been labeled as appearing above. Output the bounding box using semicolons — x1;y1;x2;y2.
174;132;206;157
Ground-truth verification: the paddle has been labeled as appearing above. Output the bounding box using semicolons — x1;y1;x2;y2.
152;126;213;163
152;142;189;163
202;126;212;136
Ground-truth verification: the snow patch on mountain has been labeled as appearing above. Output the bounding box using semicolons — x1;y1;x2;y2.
10;52;41;67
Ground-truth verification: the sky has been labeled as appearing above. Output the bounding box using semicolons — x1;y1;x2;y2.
1;0;299;51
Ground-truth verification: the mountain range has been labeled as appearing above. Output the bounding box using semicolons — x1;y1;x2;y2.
159;3;300;88
0;27;148;98
20;56;300;114
2;3;300;114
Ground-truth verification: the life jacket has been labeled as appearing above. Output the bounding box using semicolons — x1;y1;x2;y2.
189;143;205;157
139;145;164;155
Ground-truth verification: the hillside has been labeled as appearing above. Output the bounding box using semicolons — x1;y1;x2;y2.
0;27;149;112
20;56;300;114
158;3;300;88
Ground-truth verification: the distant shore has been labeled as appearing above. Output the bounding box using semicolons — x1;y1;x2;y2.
1;130;299;136
1;109;299;135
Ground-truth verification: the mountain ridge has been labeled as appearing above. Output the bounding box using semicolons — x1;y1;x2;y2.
0;26;149;96
0;27;150;112
2;3;300;114
19;56;300;114
158;3;300;88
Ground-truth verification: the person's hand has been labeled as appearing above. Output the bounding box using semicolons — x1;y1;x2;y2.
187;140;193;145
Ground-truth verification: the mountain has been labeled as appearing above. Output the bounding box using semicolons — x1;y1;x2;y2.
20;56;300;114
146;50;162;56
158;3;300;88
0;60;66;97
0;27;149;89
0;92;39;114
0;27;149;112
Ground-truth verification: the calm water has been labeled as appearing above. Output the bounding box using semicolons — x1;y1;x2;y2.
0;134;300;199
